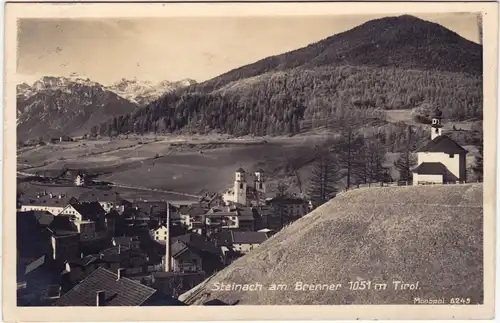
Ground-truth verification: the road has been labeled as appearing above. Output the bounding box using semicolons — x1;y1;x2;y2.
16;171;202;199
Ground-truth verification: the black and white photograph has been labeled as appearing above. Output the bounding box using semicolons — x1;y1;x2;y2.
3;1;498;321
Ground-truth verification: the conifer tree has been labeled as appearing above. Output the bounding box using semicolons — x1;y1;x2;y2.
472;137;483;182
394;126;417;183
307;150;341;207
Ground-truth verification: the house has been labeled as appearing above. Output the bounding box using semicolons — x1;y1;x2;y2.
412;109;468;185
216;231;269;254
170;240;203;273
47;216;80;264
204;206;256;232
150;224;169;243
16;212;69;306
20;193;78;215
264;195;309;229
59;135;73;142
104;210;120;236
167;233;224;275
17;211;80;264
62;244;151;288
59;202;108;242
180;204;207;231
222;168;267;206
56;267;184;306
198;193;225;209
79;190;131;214
74;173;86;187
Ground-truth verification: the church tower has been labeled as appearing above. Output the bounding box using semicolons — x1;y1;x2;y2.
431;108;443;140
233;168;247;205
254;169;266;196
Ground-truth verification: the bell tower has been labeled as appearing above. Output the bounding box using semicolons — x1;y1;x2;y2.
254;169;266;196
431;108;443;140
233;168;247;205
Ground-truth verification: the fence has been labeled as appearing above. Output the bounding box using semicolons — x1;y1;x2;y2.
339;180;480;194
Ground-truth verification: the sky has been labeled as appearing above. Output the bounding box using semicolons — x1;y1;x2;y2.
17;13;481;86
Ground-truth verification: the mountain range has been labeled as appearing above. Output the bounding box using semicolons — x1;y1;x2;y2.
17;15;482;142
16;75;196;141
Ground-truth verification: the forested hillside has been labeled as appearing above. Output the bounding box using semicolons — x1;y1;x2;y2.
95;15;482;152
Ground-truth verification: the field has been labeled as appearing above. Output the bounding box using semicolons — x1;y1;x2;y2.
180;183;483;305
17;131;481;198
17;135;324;196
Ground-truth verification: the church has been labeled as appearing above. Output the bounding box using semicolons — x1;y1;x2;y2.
222;168;267;206
412;109;468;185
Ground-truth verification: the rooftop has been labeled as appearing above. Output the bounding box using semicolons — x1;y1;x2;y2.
412;162;448;175
69;201;106;221
56;267;176;306
173;233;221;256
416;135;467;154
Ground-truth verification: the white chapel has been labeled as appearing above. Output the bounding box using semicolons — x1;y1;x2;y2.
412;108;468;185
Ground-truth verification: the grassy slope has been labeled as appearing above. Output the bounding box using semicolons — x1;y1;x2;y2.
180;184;483;305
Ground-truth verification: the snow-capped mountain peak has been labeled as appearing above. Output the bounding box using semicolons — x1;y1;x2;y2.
107;78;197;106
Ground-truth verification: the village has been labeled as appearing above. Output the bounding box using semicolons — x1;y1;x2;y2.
15;108;480;306
16;163;313;306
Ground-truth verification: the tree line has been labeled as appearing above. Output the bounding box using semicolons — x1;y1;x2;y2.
308;123;484;208
95;65;482;148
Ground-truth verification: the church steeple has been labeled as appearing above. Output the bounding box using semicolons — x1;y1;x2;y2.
431;108;443;140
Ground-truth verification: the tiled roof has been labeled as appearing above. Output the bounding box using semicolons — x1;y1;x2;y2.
232;231;268;245
48;215;78;236
171;240;189;259
23;195;77;208
214;231;268;246
416;135;467;154
25;255;46;275
411;162;448;175
70;202;106;220
187;205;207;217
173;233;221;255
214;231;233;246
235;167;245;173
56;267;159;306
33;211;55;226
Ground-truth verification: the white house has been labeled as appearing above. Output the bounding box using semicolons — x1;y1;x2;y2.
59;202;108;242
150;224;169;243
412;109;468;185
20;194;78;215
74;173;86;187
222;168;267;206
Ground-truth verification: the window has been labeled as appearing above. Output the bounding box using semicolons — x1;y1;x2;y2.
435;128;439;134
259;183;263;189
449;154;455;158
240;183;244;189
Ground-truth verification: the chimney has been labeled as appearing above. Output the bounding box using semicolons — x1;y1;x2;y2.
96;290;105;306
117;268;124;280
165;202;171;272
118;244;121;254
49;193;53;198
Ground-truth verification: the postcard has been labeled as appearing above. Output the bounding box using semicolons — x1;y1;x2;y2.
3;1;498;321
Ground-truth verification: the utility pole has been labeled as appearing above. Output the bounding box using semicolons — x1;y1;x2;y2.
165;202;171;272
